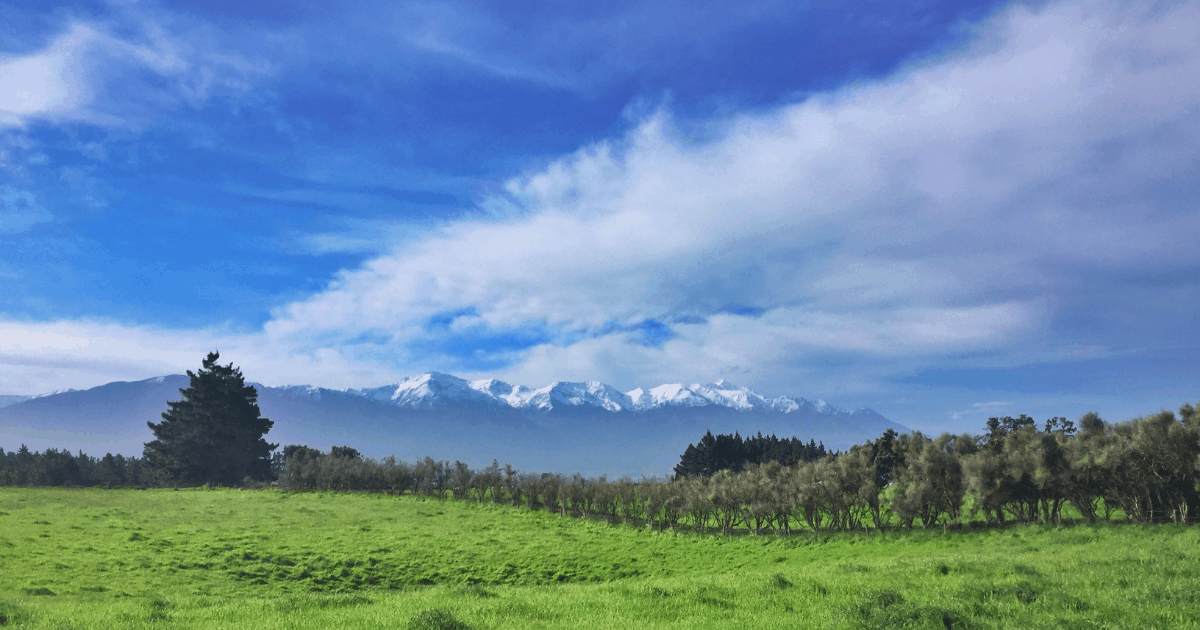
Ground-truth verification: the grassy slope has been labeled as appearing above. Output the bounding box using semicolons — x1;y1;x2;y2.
0;488;1197;629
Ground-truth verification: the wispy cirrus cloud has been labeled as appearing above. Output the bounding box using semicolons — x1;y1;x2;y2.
950;401;1009;421
0;11;265;131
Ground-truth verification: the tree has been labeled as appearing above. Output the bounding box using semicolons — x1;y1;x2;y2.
330;445;362;460
144;351;277;485
674;430;827;477
15;444;32;486
100;453;127;486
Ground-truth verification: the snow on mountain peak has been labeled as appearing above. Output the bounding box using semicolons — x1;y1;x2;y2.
632;383;708;409
468;378;534;407
335;372;851;416
346;372;497;409
519;380;632;412
468;378;515;397
31;388;78;399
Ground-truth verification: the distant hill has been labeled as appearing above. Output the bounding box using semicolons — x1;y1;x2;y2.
0;373;906;475
0;395;32;409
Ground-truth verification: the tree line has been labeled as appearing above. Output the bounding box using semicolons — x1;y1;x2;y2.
261;402;1200;531
673;430;829;477
4;404;1199;529
0;446;151;487
3;352;1199;531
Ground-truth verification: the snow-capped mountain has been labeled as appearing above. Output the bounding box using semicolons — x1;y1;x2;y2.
282;371;868;417
629;380;813;414
1;372;905;475
346;373;501;409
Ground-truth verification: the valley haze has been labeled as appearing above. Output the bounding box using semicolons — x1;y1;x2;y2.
0;372;904;476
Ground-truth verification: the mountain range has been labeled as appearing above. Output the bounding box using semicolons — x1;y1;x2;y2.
0;372;905;475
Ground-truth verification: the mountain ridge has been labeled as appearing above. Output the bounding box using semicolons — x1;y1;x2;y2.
279;371;873;417
1;372;905;475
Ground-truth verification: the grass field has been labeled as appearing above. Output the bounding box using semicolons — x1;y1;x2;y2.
1;488;1197;629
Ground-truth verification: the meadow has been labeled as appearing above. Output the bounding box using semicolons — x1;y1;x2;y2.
1;487;1197;629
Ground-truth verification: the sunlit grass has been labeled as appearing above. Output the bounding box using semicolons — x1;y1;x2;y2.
1;487;1197;628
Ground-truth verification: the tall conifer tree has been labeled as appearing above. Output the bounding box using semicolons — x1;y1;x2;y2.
144;352;276;485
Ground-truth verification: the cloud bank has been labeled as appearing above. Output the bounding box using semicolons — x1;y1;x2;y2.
267;1;1200;387
3;1;1198;416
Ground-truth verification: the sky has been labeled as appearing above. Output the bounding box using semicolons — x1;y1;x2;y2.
1;0;1198;435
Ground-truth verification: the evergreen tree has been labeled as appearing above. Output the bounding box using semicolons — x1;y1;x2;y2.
15;444;32;486
144;351;277;485
674;430;829;477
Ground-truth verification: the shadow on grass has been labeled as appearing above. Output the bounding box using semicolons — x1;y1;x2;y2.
847;590;970;630
273;592;375;613
0;600;31;627
405;608;471;630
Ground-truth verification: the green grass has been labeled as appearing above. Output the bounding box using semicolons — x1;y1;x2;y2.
1;488;1197;629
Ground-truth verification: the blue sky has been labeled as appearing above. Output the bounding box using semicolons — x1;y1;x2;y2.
1;0;1198;434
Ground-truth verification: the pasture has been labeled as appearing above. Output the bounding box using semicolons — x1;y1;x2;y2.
0;487;1197;629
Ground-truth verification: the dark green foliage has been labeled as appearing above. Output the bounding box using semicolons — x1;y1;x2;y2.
7;398;1200;534
0;601;30;628
0;444;145;487
28;449;81;486
1044;416;1077;436
1103;409;1200;522
330;446;362;460
892;433;970;528
870;428;903;486
100;453;127;486
847;590;966;629
454;585;495;599
983;414;1036;453
693;585;735;608
145;597;173;622
262;399;1200;535
143;352;276;486
283;444;322;463
674;430;828;477
405;608;471;630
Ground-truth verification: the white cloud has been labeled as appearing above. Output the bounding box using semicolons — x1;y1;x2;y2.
3;0;1200;401
0;14;264;130
0;319;400;395
950;401;1009;420
262;0;1200;377
389;0;804;94
0;25;92;125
